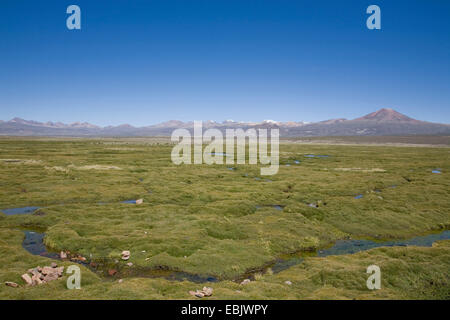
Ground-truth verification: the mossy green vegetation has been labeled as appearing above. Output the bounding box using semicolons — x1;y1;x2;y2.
0;137;449;299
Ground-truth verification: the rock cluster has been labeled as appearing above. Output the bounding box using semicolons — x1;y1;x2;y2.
59;250;87;262
7;263;65;287
189;286;213;298
240;279;251;285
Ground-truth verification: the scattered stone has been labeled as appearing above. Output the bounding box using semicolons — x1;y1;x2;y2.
5;281;19;288
189;290;198;297
60;251;67;259
240;279;251;285
51;262;58;268
41;266;54;275
28;267;40;276
32;274;43;285
43;272;59;282
118;279;123;283
285;281;292;285
121;250;131;260
202;287;213;297
126;262;133;267
56;267;64;277
189;287;214;298
136;199;143;205
189;290;205;298
145;258;150;261
108;269;118;276
21;274;33;285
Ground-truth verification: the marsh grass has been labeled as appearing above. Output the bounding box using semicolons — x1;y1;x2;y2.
0;138;448;299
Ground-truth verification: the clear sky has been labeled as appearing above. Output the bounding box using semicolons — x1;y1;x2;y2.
1;0;449;126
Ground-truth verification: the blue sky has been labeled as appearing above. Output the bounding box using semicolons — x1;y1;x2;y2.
1;0;449;126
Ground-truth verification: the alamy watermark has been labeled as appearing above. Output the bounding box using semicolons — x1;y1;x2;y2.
366;5;381;30
171;121;279;175
66;265;81;289
66;5;81;30
65;5;381;31
366;265;381;290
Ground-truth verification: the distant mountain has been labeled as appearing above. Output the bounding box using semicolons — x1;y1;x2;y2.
152;120;187;128
285;109;449;136
6;117;100;129
318;118;347;125
1;109;449;137
354;108;419;122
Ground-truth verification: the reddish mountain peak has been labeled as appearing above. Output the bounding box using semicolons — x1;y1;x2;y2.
354;108;419;122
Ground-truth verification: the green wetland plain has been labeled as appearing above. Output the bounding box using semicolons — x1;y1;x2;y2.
0;137;449;299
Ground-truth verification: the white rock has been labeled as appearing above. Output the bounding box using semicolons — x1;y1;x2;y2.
32;274;43;285
21;274;33;286
202;287;213;297
121;250;131;260
57;266;64;277
43;272;59;282
41;266;54;275
189;290;204;298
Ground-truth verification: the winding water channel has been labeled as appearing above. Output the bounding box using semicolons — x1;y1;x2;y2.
3;205;449;283
20;227;450;283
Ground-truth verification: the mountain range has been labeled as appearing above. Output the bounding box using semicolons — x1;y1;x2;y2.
1;108;449;137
